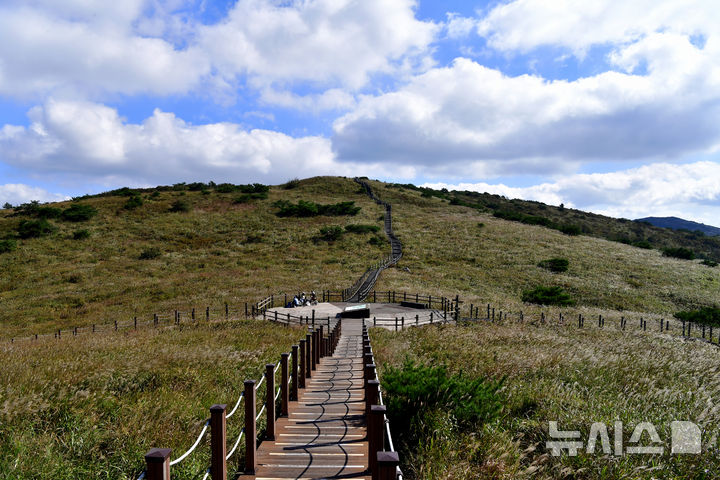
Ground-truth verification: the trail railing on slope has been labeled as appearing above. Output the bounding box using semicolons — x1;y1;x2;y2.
345;178;403;302
138;321;342;479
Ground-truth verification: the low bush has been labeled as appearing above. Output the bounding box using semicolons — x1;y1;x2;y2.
282;178;300;189
72;229;91;240
634;240;653;249
61;203;98;222
238;183;270;194
2;202;12;209
123;195;144;210
345;224;380;234
663;247;695;260
139;247;161;260
17;219;56;238
234;191;268;203
368;235;385;246
318;226;344;242
0;238;17;253
674;307;720;327
169;199;190;212
522;286;574;306
538;257;569;273
702;259;719;267
382;360;504;445
273;200;360;217
215;183;238;193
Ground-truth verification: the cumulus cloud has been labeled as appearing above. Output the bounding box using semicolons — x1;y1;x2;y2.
198;0;437;91
477;0;719;55
332;41;720;174
0;184;68;206
0;99;409;187
0;0;437;102
422;161;720;225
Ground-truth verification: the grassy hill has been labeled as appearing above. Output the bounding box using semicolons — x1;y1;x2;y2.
1;176;720;479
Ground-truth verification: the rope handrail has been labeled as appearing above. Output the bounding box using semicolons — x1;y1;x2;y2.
255;372;266;390
225;391;245;420
226;427;245;461
168;419;210;466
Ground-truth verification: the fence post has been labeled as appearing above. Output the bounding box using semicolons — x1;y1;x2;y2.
430;312;433;323
305;333;312;377
366;379;379;414
376;451;400;480
299;340;307;388
134;317;137;330
368;405;386;474
225;303;228;319
244;380;256;474
210;404;227;480
281;353;290;416
206;307;210;321
266;364;275;440
114;321;117;331
192;308;195;321
145;448;171;480
290;346;300;400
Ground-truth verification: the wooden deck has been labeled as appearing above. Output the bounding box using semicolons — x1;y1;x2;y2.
240;319;370;479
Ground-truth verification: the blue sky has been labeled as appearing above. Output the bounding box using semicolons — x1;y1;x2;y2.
1;0;719;224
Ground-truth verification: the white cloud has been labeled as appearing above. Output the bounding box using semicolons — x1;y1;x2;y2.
198;0;438;91
332;44;720;174
477;0;720;56
0;4;209;98
0;99;408;187
0;184;68;207
423;161;720;225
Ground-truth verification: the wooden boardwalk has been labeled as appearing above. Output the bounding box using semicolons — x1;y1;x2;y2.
241;319;370;479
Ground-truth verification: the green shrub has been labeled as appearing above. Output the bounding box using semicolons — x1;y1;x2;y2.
345;224;380;234
538;258;569;273
234;191;268;203
318;226;344;242
282;178;300;189
701;259;719;267
2;202;12;209
0;239;17;253
522;286;574;306
36;206;63;219
215;183;237;193
382;360;504;444
674;307;720;327
368;235;385;246
72;229;91;240
273;200;360;217
139;247;161;260
558;223;581;236
17;219;56;238
61;203;97;222
123;195;143;210
634;240;653;249
187;182;209;191
663;247;695;260
169;199;190;212
238;183;270;194
477;222;485;228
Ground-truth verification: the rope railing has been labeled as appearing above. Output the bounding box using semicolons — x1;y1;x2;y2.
138;321;341;479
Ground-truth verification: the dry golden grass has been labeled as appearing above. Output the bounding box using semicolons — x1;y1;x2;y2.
371;321;720;479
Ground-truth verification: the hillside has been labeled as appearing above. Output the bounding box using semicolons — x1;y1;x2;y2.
2;176;720;479
392;183;720;261
637;216;720;236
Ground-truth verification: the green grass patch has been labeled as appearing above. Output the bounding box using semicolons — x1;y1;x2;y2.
522;286;574;306
344;224;380;234
0;238;17;253
537;257;569;273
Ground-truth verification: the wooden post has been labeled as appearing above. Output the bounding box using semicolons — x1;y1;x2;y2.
145;448;171;480
134;317;137;330
298;341;306;389
210;404;227;480
366;379;379;414
374;291;377;302
394;317;398;331
416;314;419;326
292;345;300;397
401;317;405;330
430;312;433;323
368;405;386;474
305;333;312;377
225;303;228;319
281;354;289;416
244;380;256;474
376;452;400;480
266;364;275;440
192;308;195;321
114;321;117;331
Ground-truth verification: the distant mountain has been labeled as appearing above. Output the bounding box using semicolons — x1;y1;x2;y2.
635;216;720;236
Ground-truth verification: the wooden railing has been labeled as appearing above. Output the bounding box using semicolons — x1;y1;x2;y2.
138;320;342;479
362;321;402;479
